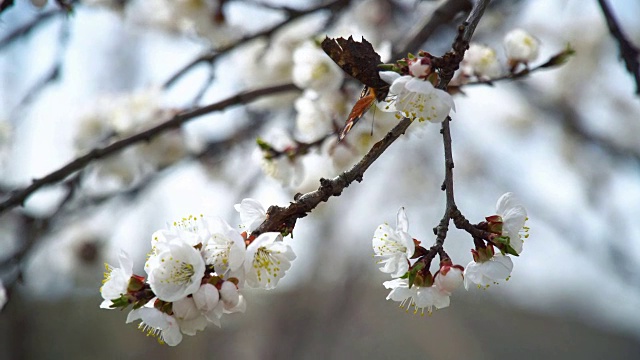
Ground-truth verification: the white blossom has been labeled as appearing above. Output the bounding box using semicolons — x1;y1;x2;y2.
127;0;240;47
100;249;133;309
464;254;513;290
408;57;432;79
146;239;205;302
127;306;183;346
234;198;267;233
379;71;455;123
294;95;334;142
192;284;225;327
292;41;344;93
172;297;208;336
434;264;464;295
504;29;540;63
260;155;305;188
193;283;220;312
372;207;415;277
383;278;450;315
74;88;185;192
461;43;502;78
201;217;246;276
244;233;296;289
496;192;529;254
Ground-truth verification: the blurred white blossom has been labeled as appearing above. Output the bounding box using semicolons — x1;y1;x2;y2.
461;43;502;79
292;41;344;93
504;29;540;63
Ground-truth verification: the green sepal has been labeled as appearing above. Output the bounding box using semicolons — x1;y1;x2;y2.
127;276;145;292
378;64;398;71
540;44;575;68
504;243;520;257
109;295;131;309
408;261;425;289
256;137;272;151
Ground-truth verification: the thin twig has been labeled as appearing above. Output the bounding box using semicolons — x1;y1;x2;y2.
0;83;300;215
0;0;15;16
0;8;64;49
596;0;640;94
430;0;491;248
392;0;472;60
9;16;70;120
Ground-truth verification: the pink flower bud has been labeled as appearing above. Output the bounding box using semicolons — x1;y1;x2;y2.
434;264;464;295
408;57;432;79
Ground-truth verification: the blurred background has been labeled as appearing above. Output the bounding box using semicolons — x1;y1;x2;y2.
1;0;640;358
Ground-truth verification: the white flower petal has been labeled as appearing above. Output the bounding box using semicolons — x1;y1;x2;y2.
379;71;401;85
234;198;267;232
126;307;183;346
146;240;205;302
245;233;295;289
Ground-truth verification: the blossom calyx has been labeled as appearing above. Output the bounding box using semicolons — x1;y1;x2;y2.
471;245;495;263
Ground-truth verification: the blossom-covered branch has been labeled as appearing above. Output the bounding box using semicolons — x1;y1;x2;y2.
252;0;492;237
162;0;352;88
0;83;300;215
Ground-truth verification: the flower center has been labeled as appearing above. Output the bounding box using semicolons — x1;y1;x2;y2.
159;257;195;285
172;214;203;233
252;247;282;285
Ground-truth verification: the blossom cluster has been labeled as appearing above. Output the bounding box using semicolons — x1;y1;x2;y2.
100;199;296;346
373;208;463;315
373;193;529;315
460;28;540;80
74;88;186;193
256;42;457;189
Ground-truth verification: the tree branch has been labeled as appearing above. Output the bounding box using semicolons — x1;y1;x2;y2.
429;0;491;248
252;0;492;237
392;0;472;60
597;0;640;95
0;7;65;48
0;83;300;215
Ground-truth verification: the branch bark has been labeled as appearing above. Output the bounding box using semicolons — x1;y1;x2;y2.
0;83;300;215
597;0;640;95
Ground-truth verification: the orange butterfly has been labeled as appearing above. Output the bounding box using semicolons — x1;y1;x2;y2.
321;36;389;141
